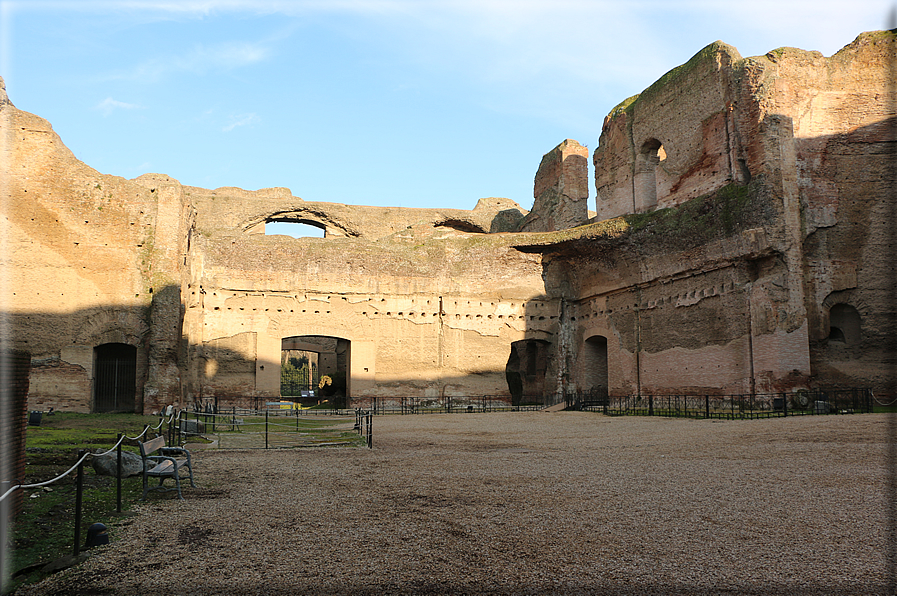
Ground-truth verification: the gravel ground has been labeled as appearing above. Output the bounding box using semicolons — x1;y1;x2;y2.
16;411;895;595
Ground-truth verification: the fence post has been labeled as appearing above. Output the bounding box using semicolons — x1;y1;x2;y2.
116;433;123;513
265;409;269;449
0;481;9;594
367;412;373;448
782;392;788;417
73;450;86;556
705;395;710;419
648;395;653;416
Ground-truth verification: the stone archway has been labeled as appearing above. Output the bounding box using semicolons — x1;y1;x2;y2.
634;138;665;211
581;335;609;399
505;339;551;405
281;335;350;407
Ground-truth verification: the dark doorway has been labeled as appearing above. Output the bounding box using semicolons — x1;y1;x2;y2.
506;339;551;405
582;335;609;399
94;343;137;412
281;335;350;407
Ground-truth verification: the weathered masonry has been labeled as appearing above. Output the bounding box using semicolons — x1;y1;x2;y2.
2;31;894;413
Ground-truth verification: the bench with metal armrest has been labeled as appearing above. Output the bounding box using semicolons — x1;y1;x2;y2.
138;435;197;500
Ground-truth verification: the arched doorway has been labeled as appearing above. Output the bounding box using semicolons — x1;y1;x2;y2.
634;138;665;211
93;343;137;412
505;339;551;405
581;335;609;400
281;335;350;407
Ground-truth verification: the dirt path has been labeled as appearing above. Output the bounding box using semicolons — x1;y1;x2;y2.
17;412;894;595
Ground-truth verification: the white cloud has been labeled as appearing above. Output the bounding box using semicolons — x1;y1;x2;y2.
222;112;259;132
96;96;143;115
107;40;271;82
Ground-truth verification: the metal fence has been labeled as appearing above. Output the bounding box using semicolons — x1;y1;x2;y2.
180;407;370;449
347;395;546;415
571;388;873;419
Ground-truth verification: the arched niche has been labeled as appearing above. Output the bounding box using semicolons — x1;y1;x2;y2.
634;138;666;212
828;303;861;345
581;335;609;397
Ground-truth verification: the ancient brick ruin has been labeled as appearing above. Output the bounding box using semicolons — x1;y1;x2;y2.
2;31;894;413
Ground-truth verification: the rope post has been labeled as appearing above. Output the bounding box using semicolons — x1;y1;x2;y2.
73;450;86;557
116;433;123;513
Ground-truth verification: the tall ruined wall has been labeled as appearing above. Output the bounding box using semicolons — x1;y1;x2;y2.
593;42;749;220
183;202;551;400
752;31;896;391
0;81;191;413
519;139;589;232
573;35;815;396
558;30;895;397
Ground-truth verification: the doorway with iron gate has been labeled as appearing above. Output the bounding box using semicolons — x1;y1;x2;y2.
93;343;137;412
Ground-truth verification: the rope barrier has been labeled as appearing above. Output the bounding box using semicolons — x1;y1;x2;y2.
0;451;91;503
90;434;128;458
0;410;181;504
869;390;897;407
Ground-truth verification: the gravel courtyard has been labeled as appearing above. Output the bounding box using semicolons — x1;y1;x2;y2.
18;411;894;595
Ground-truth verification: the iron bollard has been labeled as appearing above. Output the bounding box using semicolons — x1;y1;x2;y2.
73;450;86;556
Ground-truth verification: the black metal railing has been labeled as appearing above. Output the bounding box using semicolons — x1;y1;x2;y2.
572;388;872;419
347;395;546;415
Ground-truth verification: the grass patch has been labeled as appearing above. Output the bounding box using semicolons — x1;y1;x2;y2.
10;413;163;593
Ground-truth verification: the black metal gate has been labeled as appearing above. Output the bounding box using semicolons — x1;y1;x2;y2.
280;354;319;399
94;343;137;412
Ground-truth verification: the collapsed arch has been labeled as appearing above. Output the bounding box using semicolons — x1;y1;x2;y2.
266;219;325;238
434;219;488;234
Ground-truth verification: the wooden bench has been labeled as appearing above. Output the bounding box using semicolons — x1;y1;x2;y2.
138;436;196;500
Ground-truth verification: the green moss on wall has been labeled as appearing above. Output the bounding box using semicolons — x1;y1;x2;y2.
605;41;741;123
624;183;752;251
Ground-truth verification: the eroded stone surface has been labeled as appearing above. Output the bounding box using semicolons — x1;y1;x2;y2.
3;30;894;412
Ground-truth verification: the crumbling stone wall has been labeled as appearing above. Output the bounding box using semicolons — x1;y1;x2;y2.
594;42;749;220
1;81;191;413
559;31;894;397
2;31;893;411
520;139;589;232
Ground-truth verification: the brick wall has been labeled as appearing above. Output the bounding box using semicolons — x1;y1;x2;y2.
1;349;31;519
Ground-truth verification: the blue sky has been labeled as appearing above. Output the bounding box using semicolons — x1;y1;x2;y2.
1;0;894;212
